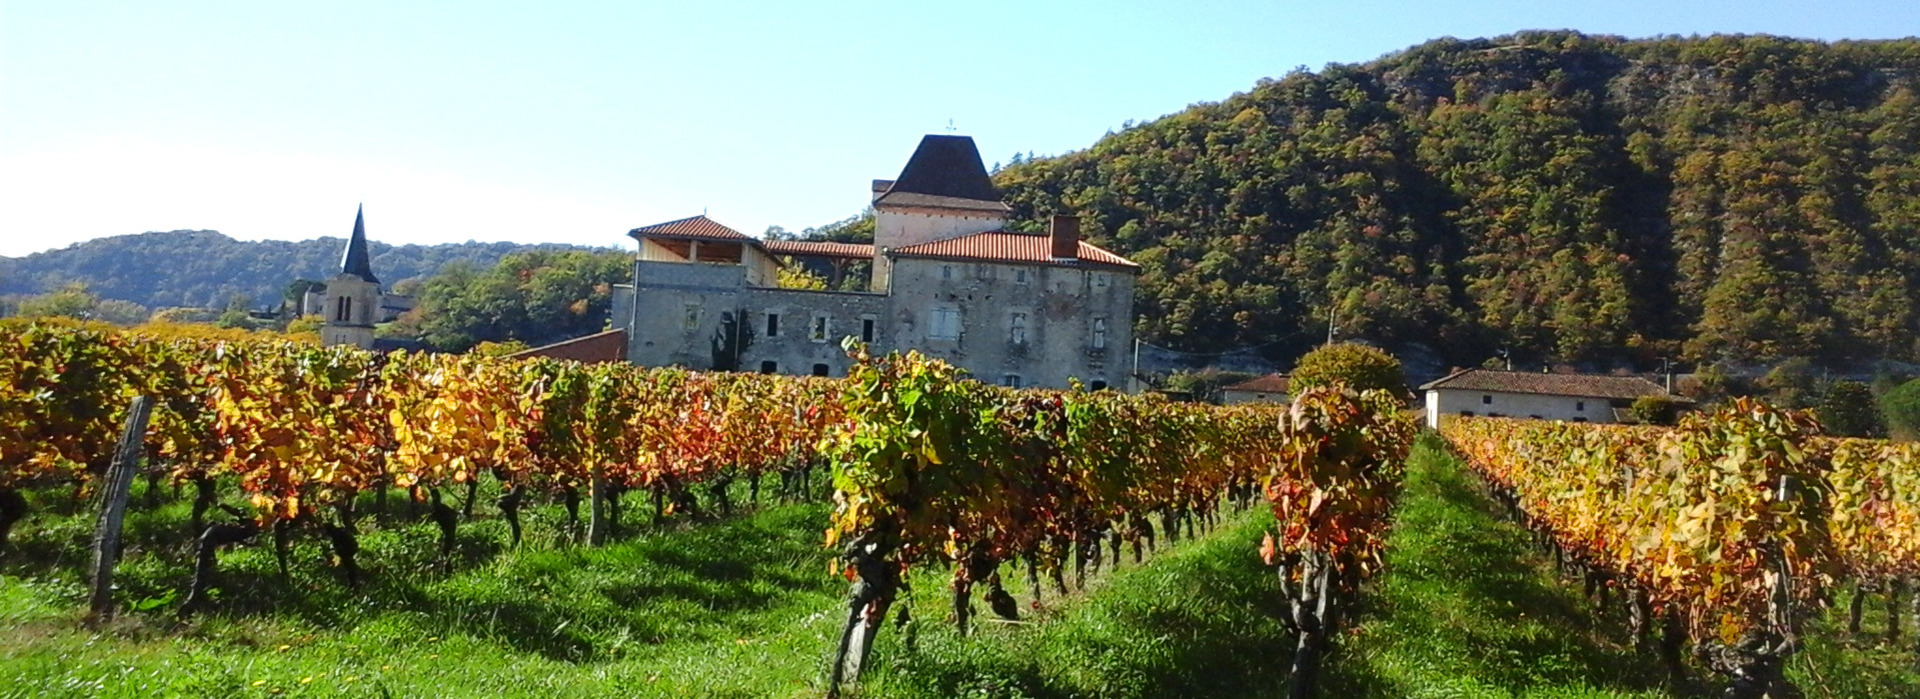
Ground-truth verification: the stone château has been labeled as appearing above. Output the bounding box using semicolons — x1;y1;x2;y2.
608;135;1140;389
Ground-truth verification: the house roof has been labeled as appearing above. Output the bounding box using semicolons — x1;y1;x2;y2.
762;240;875;259
874;192;1012;213
1418;368;1667;400
873;135;1005;210
890;231;1140;270
509;329;628;364
340;205;379;284
628;214;753;242
1223;374;1290;394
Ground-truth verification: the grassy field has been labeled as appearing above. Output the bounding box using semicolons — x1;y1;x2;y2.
7;441;1920;698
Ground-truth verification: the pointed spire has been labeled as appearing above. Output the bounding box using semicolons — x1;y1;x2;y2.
339;204;379;284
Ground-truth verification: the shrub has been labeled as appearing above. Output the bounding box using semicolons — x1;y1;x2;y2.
1630;395;1681;426
1881;378;1920;442
1816;380;1883;438
1290;343;1405;397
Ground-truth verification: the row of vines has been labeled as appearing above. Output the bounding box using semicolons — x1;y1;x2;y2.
1;321;1416;697
0;320;842;593
818;343;1415;697
1442;404;1920;698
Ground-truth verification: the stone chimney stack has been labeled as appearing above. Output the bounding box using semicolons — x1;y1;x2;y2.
1049;214;1080;260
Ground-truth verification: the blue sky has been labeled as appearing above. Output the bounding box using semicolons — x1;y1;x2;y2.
2;1;1917;258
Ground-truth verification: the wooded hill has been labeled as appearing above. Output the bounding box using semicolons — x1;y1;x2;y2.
0;230;607;311
992;31;1920;370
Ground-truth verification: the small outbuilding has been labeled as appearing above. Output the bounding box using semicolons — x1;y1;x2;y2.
1419;369;1668;429
1221;374;1290;405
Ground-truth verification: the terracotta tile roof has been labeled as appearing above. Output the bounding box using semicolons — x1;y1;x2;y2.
1224;374;1290;394
628;215;752;242
509;329;628;364
762;240;875;259
890;231;1140;269
1419;369;1667;400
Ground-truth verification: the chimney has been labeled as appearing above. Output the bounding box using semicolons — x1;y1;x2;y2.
1049;214;1080;260
871;179;894;203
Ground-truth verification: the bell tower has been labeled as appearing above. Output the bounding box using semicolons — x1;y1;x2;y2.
320;205;381;349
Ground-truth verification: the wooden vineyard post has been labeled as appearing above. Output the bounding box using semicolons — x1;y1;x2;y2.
85;396;153;626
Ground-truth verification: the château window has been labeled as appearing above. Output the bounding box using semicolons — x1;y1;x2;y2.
1002;374;1022;388
810;314;830;342
1093;272;1109;288
860;317;876;344
941;265;953;280
1014;268;1029;284
812;363;830;377
1575;400;1585;412
977;265;993;280
759;361;778;374
929;308;961;340
1090;380;1108;391
1091;318;1107;350
765;312;780;338
1009;312;1028;345
1482;395;1492;405
335;296;351;322
683;304;700;332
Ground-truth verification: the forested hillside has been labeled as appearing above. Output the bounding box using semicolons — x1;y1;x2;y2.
994;32;1920;370
0;230;610;310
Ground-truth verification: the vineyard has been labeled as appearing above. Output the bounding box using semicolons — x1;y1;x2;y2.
1442;407;1920;697
10;318;1918;697
0;320;1415;698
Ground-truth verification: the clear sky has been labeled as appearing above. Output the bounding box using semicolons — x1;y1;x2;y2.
3;1;1917;258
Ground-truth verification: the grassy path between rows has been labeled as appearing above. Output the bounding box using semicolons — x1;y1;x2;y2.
1336;435;1920;699
1324;436;1667;698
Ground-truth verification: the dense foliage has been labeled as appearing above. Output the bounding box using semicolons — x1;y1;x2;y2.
390;249;632;352
993;32;1920;368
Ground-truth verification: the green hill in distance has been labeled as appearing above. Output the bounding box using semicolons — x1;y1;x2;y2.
0;230;613;311
992;31;1920;370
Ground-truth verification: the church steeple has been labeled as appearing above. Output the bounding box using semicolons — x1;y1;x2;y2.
340;204;379;285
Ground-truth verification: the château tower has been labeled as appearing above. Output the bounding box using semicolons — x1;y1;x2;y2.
319;206;381;349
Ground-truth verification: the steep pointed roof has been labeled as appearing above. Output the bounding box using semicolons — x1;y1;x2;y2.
339;205;379;284
874;135;1007;211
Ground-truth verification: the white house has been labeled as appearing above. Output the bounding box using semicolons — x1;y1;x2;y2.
1419;368;1669;429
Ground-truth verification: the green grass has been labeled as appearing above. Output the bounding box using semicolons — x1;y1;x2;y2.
857;507;1293;699
2;478;853;698
1324;434;1668;698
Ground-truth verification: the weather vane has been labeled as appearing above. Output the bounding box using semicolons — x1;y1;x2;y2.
944;118;958;134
